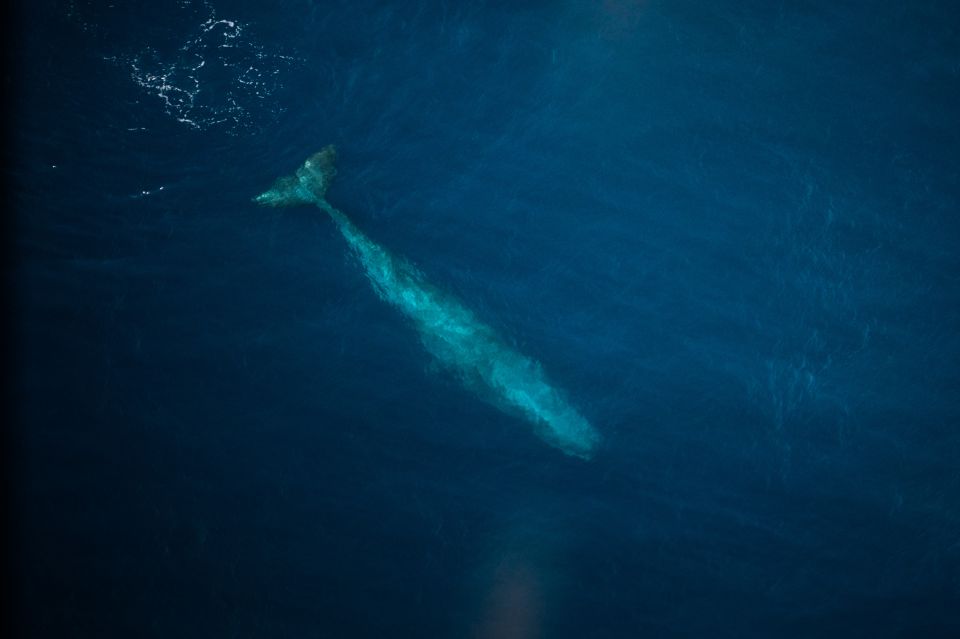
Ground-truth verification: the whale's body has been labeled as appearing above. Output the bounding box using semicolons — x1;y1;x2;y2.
255;147;600;459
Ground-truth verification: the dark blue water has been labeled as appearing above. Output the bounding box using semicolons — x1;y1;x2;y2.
10;1;960;637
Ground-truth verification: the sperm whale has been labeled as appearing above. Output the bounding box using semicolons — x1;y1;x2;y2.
254;146;600;459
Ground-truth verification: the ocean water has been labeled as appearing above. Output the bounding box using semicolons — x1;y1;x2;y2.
9;1;960;637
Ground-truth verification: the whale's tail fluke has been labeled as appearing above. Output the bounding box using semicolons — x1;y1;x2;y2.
253;145;337;207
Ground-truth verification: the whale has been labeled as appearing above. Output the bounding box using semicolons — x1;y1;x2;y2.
254;146;600;459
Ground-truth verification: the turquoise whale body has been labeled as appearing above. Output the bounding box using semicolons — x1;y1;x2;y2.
254;147;600;459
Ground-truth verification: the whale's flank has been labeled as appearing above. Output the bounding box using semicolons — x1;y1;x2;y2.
254;147;600;459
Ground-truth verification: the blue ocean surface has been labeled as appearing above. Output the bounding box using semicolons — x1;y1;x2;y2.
10;1;960;637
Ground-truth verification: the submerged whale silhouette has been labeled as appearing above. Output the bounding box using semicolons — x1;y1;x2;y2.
254;146;600;459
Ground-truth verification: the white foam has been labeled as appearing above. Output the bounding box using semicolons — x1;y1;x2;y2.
107;1;301;134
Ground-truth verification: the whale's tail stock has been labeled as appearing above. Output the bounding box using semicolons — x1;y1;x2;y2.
253;145;337;207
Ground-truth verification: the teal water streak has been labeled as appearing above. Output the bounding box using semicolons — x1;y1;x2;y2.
256;150;599;459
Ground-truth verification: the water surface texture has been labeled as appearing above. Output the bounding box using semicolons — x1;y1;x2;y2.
11;1;960;637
